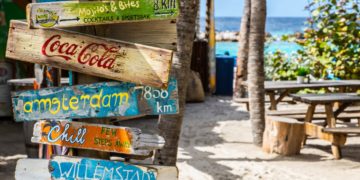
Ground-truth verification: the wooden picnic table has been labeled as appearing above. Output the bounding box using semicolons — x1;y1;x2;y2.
290;93;360;159
245;80;360;110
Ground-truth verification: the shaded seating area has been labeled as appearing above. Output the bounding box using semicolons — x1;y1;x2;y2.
255;80;360;159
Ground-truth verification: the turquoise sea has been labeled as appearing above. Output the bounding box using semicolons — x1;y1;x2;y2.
201;17;307;56
216;41;303;56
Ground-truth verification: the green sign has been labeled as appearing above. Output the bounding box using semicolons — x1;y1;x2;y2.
27;0;179;28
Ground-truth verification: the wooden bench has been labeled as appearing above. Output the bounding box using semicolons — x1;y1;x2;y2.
234;96;295;111
323;127;360;134
267;106;360;122
263;116;304;156
267;106;360;116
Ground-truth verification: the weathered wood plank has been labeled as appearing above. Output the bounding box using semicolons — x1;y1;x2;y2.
27;0;179;28
291;93;360;104
272;110;360;120
94;20;177;51
323;127;360;134
16;157;178;180
263;80;360;91
12;78;178;121
15;158;51;180
266;106;360;116
304;122;347;145
6;20;173;88
31;120;165;156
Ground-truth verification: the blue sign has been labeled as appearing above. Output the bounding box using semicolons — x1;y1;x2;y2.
12;78;178;121
50;156;156;180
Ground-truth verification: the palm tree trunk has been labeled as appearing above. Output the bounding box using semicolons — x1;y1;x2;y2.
248;0;266;146
153;0;199;166
234;0;251;98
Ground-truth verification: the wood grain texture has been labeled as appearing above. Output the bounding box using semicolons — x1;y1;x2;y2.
31;120;165;156
263;116;304;156
94;20;177;51
291;93;360;104
323;127;360;134
270;112;360;120
12;78;179;121
27;0;179;28
266;106;360;116
16;157;178;180
263;80;360;91
6;20;173;88
304;122;347;145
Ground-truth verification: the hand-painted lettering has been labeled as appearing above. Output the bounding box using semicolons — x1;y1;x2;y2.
50;157;157;180
42;35;119;70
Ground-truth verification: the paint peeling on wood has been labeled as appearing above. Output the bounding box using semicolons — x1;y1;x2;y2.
6;20;173;88
49;156;158;179
31;120;165;155
12;78;178;122
15;157;178;180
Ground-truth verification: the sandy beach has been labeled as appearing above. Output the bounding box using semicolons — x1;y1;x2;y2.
177;96;360;180
1;96;360;179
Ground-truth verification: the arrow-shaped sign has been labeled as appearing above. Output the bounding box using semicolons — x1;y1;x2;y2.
16;157;178;180
27;0;179;28
6;20;173;88
31;120;165;156
11;78;178;122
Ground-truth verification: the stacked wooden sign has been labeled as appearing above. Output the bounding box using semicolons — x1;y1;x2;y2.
6;0;179;179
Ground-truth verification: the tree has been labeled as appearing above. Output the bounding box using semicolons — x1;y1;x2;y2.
154;0;199;165
234;0;251;98
298;0;360;79
248;0;266;146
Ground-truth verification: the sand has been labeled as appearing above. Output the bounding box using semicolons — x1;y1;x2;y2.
1;96;360;179
177;96;360;180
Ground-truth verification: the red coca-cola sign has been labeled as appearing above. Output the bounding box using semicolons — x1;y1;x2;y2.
41;35;119;69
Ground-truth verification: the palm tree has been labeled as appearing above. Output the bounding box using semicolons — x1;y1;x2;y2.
154;0;199;165
248;0;267;146
234;0;251;99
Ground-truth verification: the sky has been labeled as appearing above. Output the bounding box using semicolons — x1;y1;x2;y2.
200;0;310;17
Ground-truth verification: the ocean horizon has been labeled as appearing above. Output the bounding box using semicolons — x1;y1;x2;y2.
200;17;308;36
203;17;308;56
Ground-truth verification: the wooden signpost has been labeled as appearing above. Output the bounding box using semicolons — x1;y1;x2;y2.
12;78;178;121
27;0;179;28
16;156;178;180
6;20;173;88
10;0;179;178
31;120;165;156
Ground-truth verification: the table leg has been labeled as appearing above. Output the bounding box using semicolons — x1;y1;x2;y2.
303;104;316;146
268;91;277;111
333;102;351;117
325;104;337;128
275;90;289;104
325;103;342;159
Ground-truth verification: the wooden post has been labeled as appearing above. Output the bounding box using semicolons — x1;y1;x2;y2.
205;0;215;93
263;116;304;156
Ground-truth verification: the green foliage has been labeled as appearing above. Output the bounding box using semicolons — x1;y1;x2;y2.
297;0;360;79
296;67;310;76
264;50;310;80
